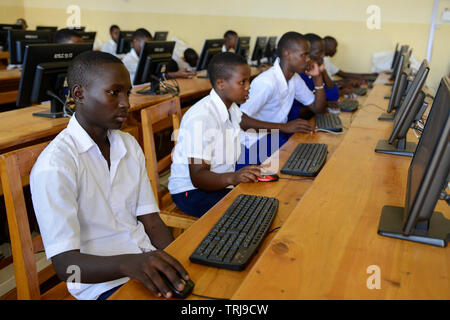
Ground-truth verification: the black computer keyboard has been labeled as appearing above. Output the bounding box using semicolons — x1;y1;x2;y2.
280;143;328;177
189;194;278;271
338;99;359;112
315;113;343;132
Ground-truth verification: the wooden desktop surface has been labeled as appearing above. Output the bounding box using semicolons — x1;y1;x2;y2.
109;88;369;300
231;82;449;299
0;68;21;105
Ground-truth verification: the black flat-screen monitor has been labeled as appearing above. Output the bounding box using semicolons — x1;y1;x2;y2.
68;26;86;32
264;36;277;64
390;45;408;80
196;38;224;71
375;60;430;157
0;24;22;51
234;36;250;59
115;30;134;54
133;40;175;95
391;43;399;70
8;30;52;64
16;43;93;118
36;26;58;32
378;76;450;247
154;31;168;41
251;36;267;63
78;31;96;42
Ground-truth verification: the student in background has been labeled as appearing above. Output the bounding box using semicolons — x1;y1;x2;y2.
167;48;199;73
101;24;121;57
288;33;340;120
122;28;195;83
222;30;238;53
168;52;262;218
15;18;27;30
237;31;326;168
323;36;378;81
54;28;83;44
30;51;190;300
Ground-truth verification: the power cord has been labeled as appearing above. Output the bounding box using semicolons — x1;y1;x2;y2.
46;90;73;117
190;293;230;300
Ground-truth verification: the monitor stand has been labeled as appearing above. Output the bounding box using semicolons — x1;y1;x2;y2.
384;94;391;99
375;137;416;157
32;98;65;118
137;78;167;95
378;110;396;121
378;205;449;247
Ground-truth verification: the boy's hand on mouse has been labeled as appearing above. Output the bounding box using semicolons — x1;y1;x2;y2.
121;250;190;298
282;119;315;134
232;165;261;184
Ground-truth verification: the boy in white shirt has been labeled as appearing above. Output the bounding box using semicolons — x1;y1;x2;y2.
30;51;190;300
222;30;237;53
238;31;327;168
101;24;121;57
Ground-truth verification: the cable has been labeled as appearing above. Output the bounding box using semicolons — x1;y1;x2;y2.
267;226;281;234
46;90;73;117
278;177;314;182
363;103;386;112
191;293;230;300
316;128;344;135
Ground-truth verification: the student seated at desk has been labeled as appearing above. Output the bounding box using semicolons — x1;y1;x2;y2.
54;28;83;44
222;30;238;53
15;18;27;30
168;52;263;218
122;28;195;83
288;33;340;120
101;24;121;57
237;31;327;168
30;51;190;300
167;48;199;73
323;35;378;83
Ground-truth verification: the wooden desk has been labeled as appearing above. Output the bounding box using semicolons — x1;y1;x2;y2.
0;52;9;70
0;68;21;105
109;100;364;300
232;91;449;299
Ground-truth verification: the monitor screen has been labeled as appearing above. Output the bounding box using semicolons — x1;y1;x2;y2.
387;53;406;113
154;31;168;41
389;60;429;144
251;37;267;62
134;40;175;94
78;31;96;42
404;76;450;234
116;31;134;54
264;36;277;62
8;30;52;64
391;43;399;70
235;36;250;59
16;43;93;117
196;39;224;71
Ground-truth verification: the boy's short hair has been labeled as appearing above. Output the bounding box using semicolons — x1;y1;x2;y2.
54;28;82;44
67;51;124;92
109;24;120;33
223;30;237;39
277;31;306;57
132;28;152;41
324;36;337;45
184;48;198;67
208;52;247;87
304;33;322;46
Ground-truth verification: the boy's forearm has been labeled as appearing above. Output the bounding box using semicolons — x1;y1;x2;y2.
240;113;286;131
138;213;174;249
311;76;327;113
190;167;235;191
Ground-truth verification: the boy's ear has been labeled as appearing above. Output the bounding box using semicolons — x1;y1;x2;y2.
72;84;84;104
215;78;226;91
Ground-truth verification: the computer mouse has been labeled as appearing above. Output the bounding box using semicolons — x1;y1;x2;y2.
158;272;195;299
257;174;279;182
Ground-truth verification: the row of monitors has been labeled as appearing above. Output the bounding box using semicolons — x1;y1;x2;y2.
11;38;450;247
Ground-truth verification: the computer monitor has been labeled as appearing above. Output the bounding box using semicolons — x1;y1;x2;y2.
234;36;250;59
264;36;277;64
0;24;22;51
8;30;52;64
250;36;267;64
68;26;86;32
390;45;408;81
133;40;175;95
378;53;406;121
390;43;399;70
116;30;134;54
375;60;430;157
154;31;168;41
378;76;450;247
36;26;58;32
78;31;96;42
16;43;93;118
196;38;224;71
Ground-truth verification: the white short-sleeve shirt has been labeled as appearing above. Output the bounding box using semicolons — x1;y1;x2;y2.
30;115;159;300
168;89;243;195
101;39;117;56
323;56;340;77
122;48;139;83
240;58;315;124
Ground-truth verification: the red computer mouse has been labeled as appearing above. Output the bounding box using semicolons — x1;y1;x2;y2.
257;174;279;182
